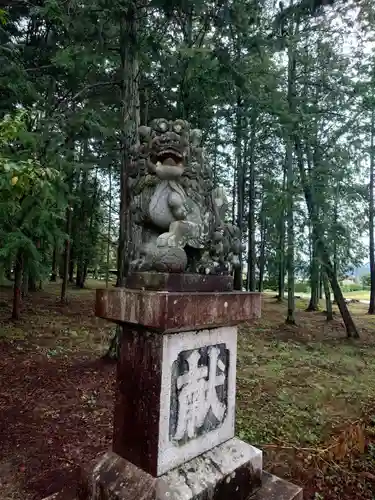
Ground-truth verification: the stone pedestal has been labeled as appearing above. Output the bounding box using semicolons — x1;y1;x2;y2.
75;281;302;500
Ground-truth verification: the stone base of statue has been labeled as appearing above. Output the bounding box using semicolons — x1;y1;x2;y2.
82;439;262;500
79;454;302;500
125;271;234;292
81;285;302;500
43;282;301;500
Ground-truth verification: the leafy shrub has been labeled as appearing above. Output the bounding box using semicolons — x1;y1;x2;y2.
361;274;371;287
341;283;363;292
294;282;310;294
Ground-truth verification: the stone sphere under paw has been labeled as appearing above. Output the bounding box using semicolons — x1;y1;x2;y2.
152;247;187;273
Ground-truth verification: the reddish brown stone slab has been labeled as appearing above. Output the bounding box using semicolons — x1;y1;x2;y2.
251;472;303;500
112;326;163;476
42;488;78;500
95;289;261;332
126;272;234;292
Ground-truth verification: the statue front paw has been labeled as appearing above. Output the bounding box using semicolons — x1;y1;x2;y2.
168;192;186;220
172;206;187;220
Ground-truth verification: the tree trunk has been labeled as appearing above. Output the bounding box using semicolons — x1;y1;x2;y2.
82;168;99;290
68;257;74;283
369;108;375;314
59;253;64;279
12;251;23;320
83;262;89;285
106;164;112;288
76;263;84;288
105;1;140;360
29;274;37;292
61;206;73;303
258;197;267;293
5;263;12;282
277;166;287;302
232;169;236;225
285;135;295;325
294;136;359;338
234;96;245;291
333;182;340;278
50;246;57;281
116;1;140;287
22;261;29;298
178;5;193;119
323;271;333;321
285;25;296;325
319;273;323;299
306;226;320;311
247;110;257;292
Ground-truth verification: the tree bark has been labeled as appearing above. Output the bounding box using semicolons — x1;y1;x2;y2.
258;197;267;292
285;21;296;325
61;206;73;303
22;261;29;298
116;1;140;287
76;264;84;288
106;164;112;288
105;1;140;361
12;251;23;320
29;274;37;292
306;225;320;311
333;182;339;278
323;271;333;321
247;110;257;292
234;96;245;291
68;257;74;283
369;108;375;314
277;165;287;302
285;135;295;325
50;246;57;281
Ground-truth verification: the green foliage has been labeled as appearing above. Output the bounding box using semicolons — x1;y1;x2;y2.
0;9;7;25
0;0;372;323
0;111;67;281
340;283;364;293
361;274;371;288
294;282;311;294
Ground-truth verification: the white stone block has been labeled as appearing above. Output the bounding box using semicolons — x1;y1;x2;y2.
157;326;237;475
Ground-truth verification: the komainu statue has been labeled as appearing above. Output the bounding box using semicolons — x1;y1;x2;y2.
128;118;242;275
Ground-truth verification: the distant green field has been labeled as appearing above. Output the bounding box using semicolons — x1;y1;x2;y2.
264;289;370;301
344;290;370;300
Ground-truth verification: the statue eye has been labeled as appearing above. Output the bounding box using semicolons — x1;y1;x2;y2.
173;120;186;134
158;120;168;132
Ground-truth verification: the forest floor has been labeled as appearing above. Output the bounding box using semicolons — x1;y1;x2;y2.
1;282;375;500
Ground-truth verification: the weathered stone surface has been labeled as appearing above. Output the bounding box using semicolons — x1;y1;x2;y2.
250;472;303;500
128;119;243;276
42;487;78;500
114;325;237;476
113;325;164;476
84;439;262;499
126;272;234;292
158;327;237;474
95;289;261;332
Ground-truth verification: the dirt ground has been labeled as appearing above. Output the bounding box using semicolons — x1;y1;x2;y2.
1;282;375;499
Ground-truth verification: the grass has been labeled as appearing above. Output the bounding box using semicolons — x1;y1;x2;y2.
236;296;375;447
1;281;375;498
344;290;370;300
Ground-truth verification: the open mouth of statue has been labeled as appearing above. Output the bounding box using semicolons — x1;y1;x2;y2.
155;148;183;166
